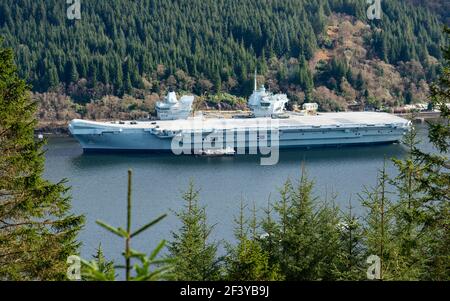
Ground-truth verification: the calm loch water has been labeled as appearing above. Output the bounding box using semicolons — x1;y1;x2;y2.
43;125;434;262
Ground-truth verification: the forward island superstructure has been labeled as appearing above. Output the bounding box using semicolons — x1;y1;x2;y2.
155;90;194;120
69;74;411;154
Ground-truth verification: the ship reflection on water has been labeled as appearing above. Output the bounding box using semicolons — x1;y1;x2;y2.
67;140;407;170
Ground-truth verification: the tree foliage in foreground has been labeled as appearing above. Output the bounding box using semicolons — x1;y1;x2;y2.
168;181;221;281
81;170;172;281
0;39;84;280
410;26;450;280
260;171;342;280
224;202;282;281
77;149;449;281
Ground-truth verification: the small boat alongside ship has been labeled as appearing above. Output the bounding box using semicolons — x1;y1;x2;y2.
200;147;236;157
69;72;411;154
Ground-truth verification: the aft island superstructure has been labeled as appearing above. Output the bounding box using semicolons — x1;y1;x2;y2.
69;74;411;153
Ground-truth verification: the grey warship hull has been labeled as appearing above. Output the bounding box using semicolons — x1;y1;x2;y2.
69;112;411;153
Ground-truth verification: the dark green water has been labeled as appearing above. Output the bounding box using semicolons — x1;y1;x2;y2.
43;125;434;262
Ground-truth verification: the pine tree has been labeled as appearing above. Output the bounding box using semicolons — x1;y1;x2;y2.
88;63;98;88
98;58;109;85
213;70;222;93
64;59;78;84
82;170;171;281
361;163;400;280
262;168;342;280
332;201;366;280
46;62;59;90
298;55;314;94
410;27;450;280
313;200;342;280
390;128;430;279
168;181;221;281
259;198;279;272
355;72;366;91
0;40;84;280
81;245;116;281
311;4;326;35
427;27;450;154
224;202;281;281
110;57;123;96
284;170;321;280
123;73;132;95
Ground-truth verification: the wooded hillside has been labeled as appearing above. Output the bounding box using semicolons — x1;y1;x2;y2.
0;0;446;115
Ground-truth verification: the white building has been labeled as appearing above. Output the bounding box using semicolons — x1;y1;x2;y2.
302;103;318;115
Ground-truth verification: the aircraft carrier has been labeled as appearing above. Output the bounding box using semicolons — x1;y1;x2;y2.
69;74;411;154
